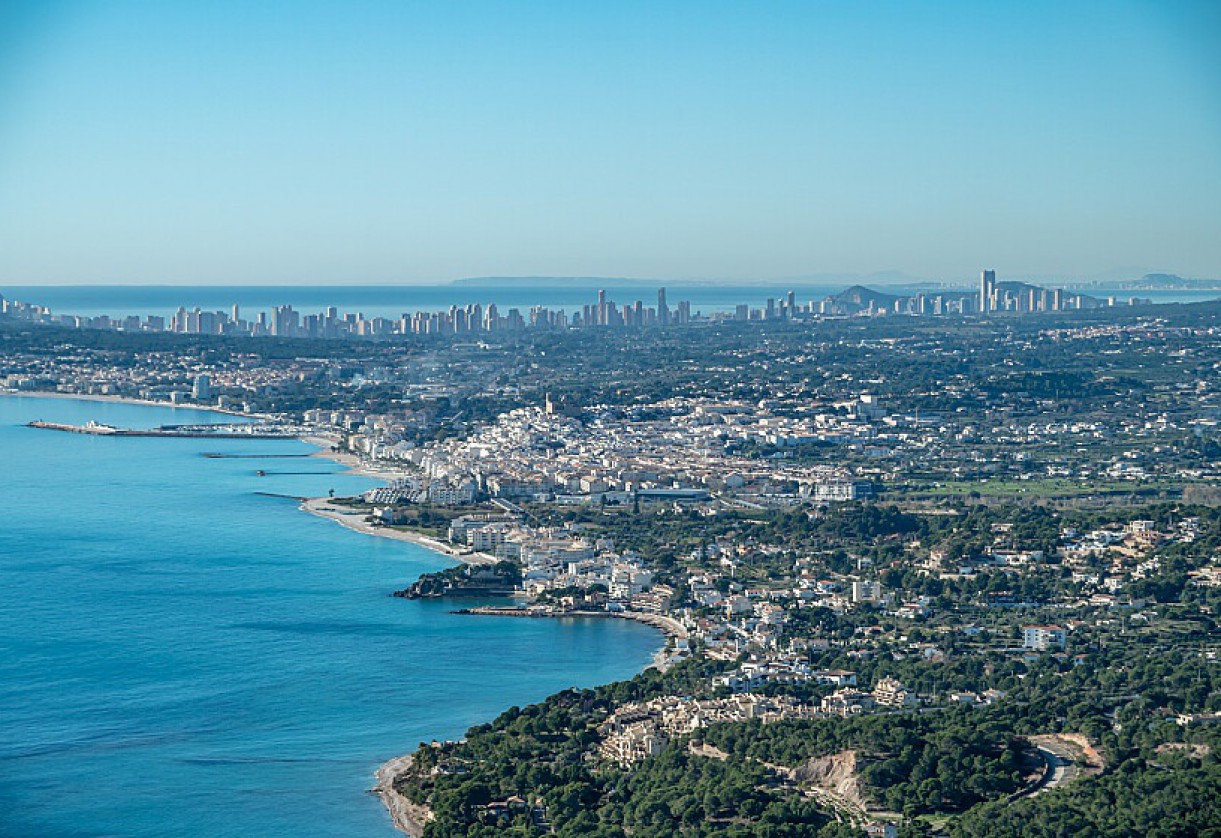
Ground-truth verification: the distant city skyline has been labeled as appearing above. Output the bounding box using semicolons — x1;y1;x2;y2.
1;1;1220;285
0;274;1142;339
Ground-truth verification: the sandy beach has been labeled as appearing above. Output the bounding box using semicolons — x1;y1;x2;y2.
298;434;411;481
301;497;499;566
373;755;432;837
296;443;508;567
2;389;254;419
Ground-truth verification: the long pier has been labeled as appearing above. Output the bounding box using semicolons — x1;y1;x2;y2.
27;420;298;440
203;453;312;458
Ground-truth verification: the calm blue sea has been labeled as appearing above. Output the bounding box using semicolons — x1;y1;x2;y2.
0;396;660;837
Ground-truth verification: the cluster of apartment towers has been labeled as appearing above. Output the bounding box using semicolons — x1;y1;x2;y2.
5;270;1085;339
978;268;1070;314
159;290;695;338
161;272;1081;337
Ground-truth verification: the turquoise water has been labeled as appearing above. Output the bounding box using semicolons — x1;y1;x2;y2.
0;396;660;837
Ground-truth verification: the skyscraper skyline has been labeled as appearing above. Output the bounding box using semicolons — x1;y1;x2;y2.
980;269;997;314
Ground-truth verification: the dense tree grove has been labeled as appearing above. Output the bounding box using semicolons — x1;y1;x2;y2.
390;632;1220;837
951;728;1221;838
702;711;1024;814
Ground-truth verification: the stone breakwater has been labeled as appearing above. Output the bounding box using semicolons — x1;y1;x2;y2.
456;606;687;669
457;605;686;638
27;419;294;439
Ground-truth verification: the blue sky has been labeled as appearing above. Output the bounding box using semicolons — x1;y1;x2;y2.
0;1;1218;285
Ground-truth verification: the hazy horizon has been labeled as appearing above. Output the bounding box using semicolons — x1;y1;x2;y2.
3;267;1217;291
2;1;1219;285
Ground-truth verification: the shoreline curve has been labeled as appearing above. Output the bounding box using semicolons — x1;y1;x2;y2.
373;755;431;837
6;391;670;836
300;497;500;566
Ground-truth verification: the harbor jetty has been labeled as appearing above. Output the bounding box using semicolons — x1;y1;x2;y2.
456;605;689;641
27;420;298;439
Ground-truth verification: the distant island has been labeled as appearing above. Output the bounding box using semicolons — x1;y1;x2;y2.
450;276;658;288
449;272;935;289
1069;273;1221;291
1122;273;1221;291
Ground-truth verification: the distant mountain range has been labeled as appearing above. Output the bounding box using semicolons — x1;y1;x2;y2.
451;276;656;288
831;285;901;308
451;273;932;289
1118;273;1221;291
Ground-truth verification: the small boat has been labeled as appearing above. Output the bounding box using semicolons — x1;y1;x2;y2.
256;469;266;476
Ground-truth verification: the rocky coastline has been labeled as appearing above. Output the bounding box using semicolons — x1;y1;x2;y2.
373;755;433;837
